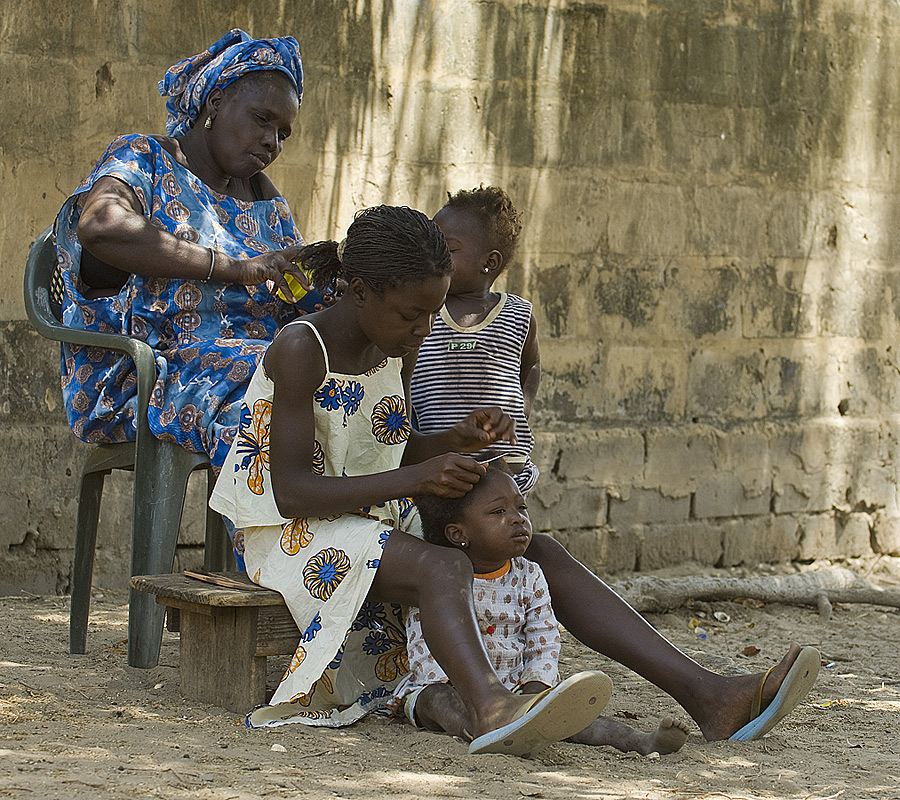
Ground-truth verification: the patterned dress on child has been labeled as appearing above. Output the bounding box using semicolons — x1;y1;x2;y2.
210;319;416;727
393;556;561;706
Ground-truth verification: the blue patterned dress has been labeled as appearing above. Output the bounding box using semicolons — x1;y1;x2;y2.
210;319;417;727
54;134;321;468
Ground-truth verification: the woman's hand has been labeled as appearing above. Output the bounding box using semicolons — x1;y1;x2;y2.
220;245;312;298
449;407;517;453
408;453;486;498
400;407;517;467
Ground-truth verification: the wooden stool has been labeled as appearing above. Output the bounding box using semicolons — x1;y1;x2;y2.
130;572;300;713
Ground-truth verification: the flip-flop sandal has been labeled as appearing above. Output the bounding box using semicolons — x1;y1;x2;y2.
730;645;820;741
468;670;613;757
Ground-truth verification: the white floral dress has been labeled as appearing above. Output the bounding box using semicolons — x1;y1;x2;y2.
210;319;417;727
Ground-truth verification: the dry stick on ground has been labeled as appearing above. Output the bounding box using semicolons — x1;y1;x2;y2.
608;567;900;619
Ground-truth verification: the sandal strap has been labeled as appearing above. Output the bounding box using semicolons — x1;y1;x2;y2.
751;664;778;720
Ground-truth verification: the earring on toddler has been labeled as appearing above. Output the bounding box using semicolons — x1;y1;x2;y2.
482;266;490;273
204;116;213;129
460;541;468;548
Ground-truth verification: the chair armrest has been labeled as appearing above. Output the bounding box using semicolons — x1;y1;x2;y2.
24;228;158;420
36;311;157;423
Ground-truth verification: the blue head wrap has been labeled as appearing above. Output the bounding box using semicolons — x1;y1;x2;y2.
159;29;303;137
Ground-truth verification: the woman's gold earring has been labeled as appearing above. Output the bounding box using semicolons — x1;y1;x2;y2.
204;117;213;130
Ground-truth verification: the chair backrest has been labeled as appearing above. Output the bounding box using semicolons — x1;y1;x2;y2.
24;226;65;335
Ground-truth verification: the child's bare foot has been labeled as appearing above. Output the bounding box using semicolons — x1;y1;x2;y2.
568;713;689;755
696;642;820;741
646;715;690;755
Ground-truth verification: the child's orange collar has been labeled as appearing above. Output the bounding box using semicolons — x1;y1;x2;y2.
473;560;512;580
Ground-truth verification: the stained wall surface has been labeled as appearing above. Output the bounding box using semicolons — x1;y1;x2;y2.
3;0;900;592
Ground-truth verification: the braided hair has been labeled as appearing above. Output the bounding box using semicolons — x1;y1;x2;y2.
298;205;451;294
441;185;523;267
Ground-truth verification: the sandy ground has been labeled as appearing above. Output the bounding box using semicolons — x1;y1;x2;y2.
2;557;899;800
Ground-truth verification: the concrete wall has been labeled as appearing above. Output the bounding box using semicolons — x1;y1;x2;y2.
3;0;900;593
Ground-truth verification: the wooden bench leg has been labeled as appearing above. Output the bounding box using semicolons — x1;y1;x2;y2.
178;606;267;713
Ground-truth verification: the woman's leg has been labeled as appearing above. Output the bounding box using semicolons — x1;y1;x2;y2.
369;531;525;738
527;534;806;741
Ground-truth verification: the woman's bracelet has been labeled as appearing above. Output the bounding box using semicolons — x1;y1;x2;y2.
204;247;216;281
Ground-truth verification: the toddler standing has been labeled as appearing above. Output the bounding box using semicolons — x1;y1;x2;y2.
411;186;540;493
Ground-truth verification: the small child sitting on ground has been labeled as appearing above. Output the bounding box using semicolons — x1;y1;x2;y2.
395;461;691;756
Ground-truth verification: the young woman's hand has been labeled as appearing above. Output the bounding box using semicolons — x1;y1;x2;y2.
399;408;516;467
410;453;487;498
449;407;517;452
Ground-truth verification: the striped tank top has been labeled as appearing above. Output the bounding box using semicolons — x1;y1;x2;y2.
410;292;538;493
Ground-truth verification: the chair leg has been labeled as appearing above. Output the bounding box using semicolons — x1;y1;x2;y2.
70;469;107;654
128;438;205;668
204;468;236;572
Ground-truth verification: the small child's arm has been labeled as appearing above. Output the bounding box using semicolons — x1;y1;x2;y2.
520;313;541;418
517;561;561;689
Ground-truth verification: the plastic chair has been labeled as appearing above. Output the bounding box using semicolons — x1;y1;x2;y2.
24;226;235;669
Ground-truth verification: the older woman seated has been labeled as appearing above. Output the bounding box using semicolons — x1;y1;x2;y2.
55;29;324;470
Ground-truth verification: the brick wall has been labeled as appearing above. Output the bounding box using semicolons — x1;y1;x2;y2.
3;0;900;592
